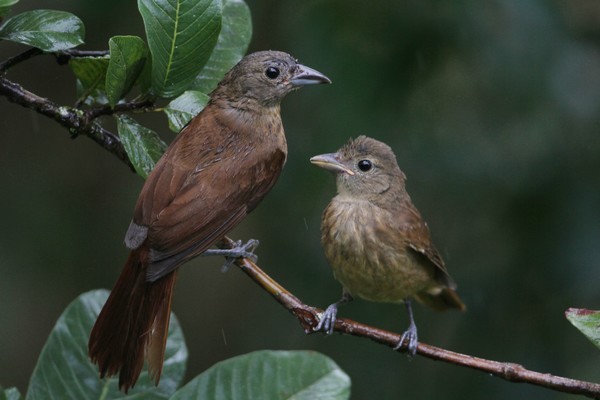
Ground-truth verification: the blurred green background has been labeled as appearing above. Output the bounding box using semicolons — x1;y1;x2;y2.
1;0;599;398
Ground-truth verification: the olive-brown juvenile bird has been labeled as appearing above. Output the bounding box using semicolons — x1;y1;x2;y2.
88;51;330;392
310;136;464;355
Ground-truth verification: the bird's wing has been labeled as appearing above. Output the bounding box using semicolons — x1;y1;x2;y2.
131;108;286;281
395;202;457;289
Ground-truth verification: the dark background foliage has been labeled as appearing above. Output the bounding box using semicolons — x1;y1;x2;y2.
1;0;599;398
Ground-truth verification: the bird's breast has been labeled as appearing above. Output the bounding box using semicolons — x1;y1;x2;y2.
321;198;435;303
217;103;286;150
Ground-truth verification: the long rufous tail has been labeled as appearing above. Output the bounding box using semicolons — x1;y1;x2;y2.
88;247;177;392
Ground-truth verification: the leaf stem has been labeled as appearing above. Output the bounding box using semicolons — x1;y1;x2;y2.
98;378;110;400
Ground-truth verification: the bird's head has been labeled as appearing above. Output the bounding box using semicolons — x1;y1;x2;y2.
311;136;406;201
216;50;331;107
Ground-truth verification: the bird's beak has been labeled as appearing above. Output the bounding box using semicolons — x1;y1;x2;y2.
290;64;332;86
310;153;354;175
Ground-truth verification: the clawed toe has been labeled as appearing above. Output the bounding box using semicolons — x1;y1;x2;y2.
314;304;338;335
394;326;418;356
201;239;260;272
221;239;259;272
236;239;259;261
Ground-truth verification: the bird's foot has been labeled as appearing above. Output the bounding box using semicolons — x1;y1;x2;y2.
394;322;418;357
314;303;339;335
201;239;259;272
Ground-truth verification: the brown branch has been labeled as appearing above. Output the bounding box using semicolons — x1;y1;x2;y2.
0;75;134;171
85;99;156;121
220;237;600;399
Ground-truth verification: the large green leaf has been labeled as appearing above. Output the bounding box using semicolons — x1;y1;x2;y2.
565;308;600;350
0;10;84;51
164;90;209;132
117;115;167;178
0;0;19;18
26;290;187;400
1;386;23;400
106;35;149;106
171;350;351;400
191;0;251;94
138;0;222;98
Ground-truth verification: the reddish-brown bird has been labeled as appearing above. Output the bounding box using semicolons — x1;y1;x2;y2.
311;136;464;355
88;51;330;392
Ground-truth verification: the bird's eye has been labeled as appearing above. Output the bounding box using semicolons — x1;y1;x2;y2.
265;67;280;79
358;160;372;172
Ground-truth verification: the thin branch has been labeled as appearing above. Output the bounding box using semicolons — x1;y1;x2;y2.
54;49;110;65
219;237;600;399
0;75;134;171
85;100;156;121
0;48;43;73
59;49;110;57
0;48;109;72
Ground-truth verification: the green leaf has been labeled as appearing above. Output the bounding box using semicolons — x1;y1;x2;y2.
0;10;84;51
138;0;222;98
26;290;187;400
164;90;209;132
69;56;110;92
75;79;109;106
565;308;600;350
136;52;153;95
106;35;148;106
0;0;19;18
117;115;167;178
171;350;351;400
191;0;251;94
1;386;23;400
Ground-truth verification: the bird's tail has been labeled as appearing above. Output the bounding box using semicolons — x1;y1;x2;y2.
88;247;178;392
415;287;466;312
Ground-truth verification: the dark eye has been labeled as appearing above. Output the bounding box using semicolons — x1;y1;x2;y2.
358;160;372;172
265;67;280;79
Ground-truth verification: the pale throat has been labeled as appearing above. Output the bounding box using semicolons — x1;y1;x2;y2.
217;102;286;151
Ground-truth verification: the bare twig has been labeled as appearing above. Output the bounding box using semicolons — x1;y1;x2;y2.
0;48;110;72
219;237;600;399
85;100;156;120
0;48;43;73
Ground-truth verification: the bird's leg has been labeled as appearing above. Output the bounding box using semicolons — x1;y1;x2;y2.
394;299;418;356
201;239;260;272
314;290;353;335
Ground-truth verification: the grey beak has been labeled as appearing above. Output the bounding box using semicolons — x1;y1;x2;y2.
290;64;332;86
310;153;354;175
